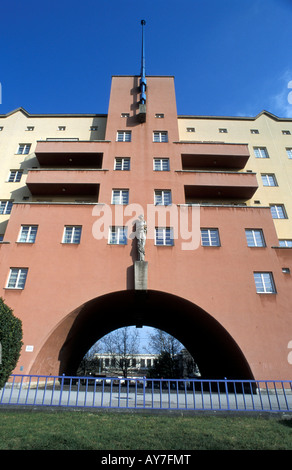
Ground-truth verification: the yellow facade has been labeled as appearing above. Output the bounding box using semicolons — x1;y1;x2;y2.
178;111;292;241
0;108;107;236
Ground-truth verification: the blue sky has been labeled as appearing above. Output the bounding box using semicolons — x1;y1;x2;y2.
1;0;292;117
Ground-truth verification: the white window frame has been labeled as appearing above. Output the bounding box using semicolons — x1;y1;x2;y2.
153;158;170;171
62;226;82;244
8;170;23;183
155;227;174;246
270;204;287;219
6;268;28;289
254;147;269;158
253;272;276;294
245;229;265;247
116;131;131;142
0;200;13;214
153;131;168;143
17;144;31;155
108;226;128;245
114;157;130;171
261;174;277;186
154;190;172;206
18;225;38;243
201;228;220;246
111;189;129;205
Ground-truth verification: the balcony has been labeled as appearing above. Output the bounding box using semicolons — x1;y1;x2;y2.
177;142;250;169
34;140;109;167
26;169;101;197
180;170;258;200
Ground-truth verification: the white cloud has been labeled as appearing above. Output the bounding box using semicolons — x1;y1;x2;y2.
268;70;292;118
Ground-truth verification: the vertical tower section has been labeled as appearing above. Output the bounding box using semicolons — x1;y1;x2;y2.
139;20;147;122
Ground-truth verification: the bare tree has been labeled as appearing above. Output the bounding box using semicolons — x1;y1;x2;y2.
100;327;140;378
146;329;183;357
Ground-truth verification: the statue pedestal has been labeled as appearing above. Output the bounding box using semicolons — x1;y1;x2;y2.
134;261;148;291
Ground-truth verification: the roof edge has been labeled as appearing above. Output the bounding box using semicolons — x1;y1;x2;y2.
0;107;107;118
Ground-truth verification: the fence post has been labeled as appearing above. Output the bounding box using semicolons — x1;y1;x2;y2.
224;377;230;410
58;373;65;406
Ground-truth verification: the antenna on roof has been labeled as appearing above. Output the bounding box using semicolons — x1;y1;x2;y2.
139;20;147;122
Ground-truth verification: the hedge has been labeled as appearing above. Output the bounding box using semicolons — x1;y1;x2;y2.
0;298;23;389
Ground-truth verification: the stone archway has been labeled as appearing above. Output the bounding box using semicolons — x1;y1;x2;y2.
30;290;254;380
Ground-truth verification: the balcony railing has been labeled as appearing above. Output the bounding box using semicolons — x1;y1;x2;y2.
26;169;101;197
35;140;109;167
180;170;258;200
178;142;250;170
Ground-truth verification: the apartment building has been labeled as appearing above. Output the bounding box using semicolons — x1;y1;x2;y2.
0;74;291;381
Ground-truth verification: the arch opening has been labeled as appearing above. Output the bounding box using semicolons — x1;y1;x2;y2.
32;290;254;380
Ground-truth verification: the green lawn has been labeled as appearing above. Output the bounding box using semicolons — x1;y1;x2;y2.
0;409;291;450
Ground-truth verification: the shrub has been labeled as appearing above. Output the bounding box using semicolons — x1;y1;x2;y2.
0;298;23;388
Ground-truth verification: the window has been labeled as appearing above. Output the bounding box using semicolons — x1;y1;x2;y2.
155;227;174;246
270;204;287;219
6;268;28;289
0;200;13;214
282;130;291;135
186;127;195;132
253;272;276;294
279;239;292;247
109;226;128;245
153;131;168;142
153;158;170;171
254;147;269;158
121;113;130;118
250;129;259;134
155;113;164;118
0;127;3;131
8;170;23;182
58;126;66;131
261;174;277;186
219;128;227;133
26;126;34;131
18;225;38;243
154;190;172;206
245;229;265;247
90;126;98;131
117;131;131;142
62;226;82;244
112;189;129;205
201;228;220;246
17;144;31;155
114;157;130;171
286;148;292;159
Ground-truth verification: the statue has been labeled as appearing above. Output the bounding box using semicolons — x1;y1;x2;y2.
136;215;147;261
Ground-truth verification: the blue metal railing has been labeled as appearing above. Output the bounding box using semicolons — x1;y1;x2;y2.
1;375;292;412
